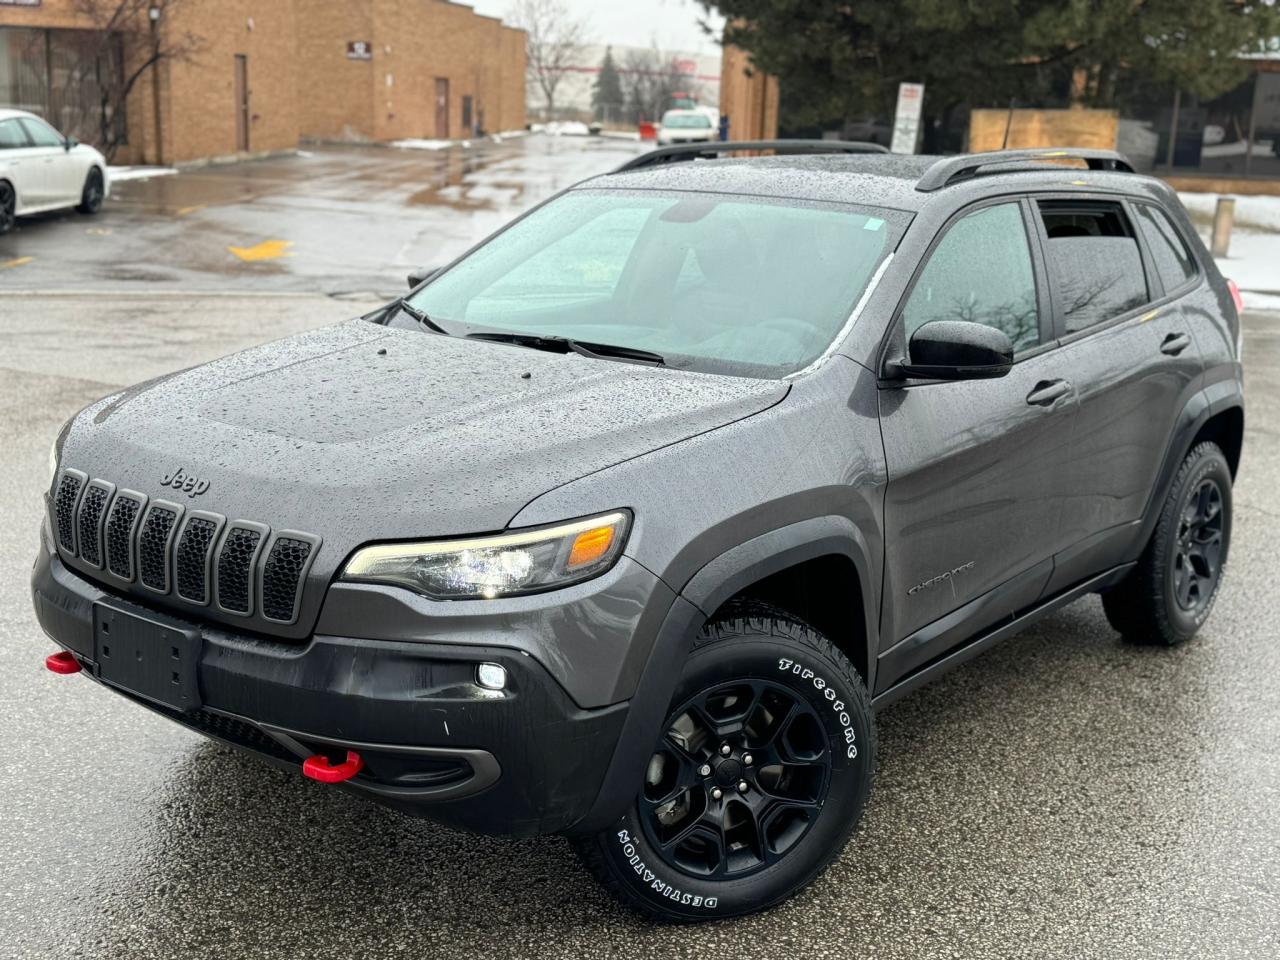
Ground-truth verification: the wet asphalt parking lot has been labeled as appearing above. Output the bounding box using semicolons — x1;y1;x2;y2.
1;136;1278;959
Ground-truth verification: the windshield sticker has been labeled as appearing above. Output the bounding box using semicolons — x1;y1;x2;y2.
864;217;885;231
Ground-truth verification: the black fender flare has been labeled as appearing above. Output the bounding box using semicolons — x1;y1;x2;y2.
568;516;879;835
1129;378;1243;562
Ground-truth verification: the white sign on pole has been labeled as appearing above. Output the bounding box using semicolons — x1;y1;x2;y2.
890;82;925;154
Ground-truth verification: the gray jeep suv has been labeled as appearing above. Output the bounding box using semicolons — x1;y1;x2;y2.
34;143;1244;921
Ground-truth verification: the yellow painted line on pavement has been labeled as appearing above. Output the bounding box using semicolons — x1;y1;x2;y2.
176;204;205;216
227;240;293;262
1;256;33;270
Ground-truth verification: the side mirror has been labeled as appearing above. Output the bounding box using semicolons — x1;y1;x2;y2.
64;136;78;151
889;320;1014;381
407;266;439;289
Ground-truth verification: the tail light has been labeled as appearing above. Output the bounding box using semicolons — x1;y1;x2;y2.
1227;279;1245;315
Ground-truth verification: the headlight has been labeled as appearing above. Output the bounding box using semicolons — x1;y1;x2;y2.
341;511;631;600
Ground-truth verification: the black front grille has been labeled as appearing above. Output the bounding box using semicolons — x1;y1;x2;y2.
216;526;262;614
56;469;319;627
175;517;218;604
77;484;110;566
54;473;83;552
261;537;313;622
138;506;179;592
104;494;143;579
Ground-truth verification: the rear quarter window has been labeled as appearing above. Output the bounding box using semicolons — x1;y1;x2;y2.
1037;200;1149;334
1133;203;1197;293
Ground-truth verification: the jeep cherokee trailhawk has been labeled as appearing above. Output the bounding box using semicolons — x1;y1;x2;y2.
34;143;1245;920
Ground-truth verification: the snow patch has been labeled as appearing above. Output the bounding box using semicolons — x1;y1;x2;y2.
1178;191;1280;298
107;166;178;182
389;139;457;151
542;121;591;137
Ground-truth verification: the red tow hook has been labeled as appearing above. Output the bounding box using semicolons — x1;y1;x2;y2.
45;650;82;675
302;751;364;784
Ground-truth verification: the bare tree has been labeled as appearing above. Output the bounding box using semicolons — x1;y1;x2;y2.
508;0;587;122
68;0;205;161
619;45;696;125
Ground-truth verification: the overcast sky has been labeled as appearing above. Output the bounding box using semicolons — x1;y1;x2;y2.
467;0;726;56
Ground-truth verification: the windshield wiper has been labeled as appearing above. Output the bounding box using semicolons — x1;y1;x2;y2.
391;298;451;335
466;331;665;366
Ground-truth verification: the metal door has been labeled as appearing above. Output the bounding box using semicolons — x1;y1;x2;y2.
435;78;449;139
235;55;250;152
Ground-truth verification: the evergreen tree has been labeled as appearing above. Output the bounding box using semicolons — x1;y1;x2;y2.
702;1;1280;134
593;46;625;123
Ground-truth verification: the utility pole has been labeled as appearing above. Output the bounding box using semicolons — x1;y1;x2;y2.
149;5;164;165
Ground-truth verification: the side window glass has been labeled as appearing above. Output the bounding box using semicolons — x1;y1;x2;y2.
1134;203;1196;291
19;117;65;149
1038;200;1149;334
0;120;27;150
902;202;1040;355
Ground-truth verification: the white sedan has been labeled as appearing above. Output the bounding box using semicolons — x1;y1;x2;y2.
0;108;109;235
656;109;717;146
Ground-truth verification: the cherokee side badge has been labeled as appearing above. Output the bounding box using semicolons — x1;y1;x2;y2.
908;560;976;596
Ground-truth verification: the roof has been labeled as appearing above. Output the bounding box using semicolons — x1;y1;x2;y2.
0;108;34;122
582;154;938;212
581;149;1163;212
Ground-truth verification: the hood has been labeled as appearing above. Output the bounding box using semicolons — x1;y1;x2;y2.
56;320;786;635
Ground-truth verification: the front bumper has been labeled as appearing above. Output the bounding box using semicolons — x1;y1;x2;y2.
32;535;648;837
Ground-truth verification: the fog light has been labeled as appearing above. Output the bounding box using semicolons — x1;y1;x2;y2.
476;662;507;691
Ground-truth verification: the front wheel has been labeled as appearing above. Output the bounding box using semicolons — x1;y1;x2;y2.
0;180;15;235
77;168;104;215
573;604;875;921
1103;441;1232;644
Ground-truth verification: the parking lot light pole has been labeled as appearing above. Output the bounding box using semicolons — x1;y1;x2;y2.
150;5;163;166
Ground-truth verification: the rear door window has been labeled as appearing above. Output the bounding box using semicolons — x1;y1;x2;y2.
1037;200;1149;334
0;119;29;149
1133;203;1197;292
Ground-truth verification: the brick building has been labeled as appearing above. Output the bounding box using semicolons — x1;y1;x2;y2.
0;0;526;164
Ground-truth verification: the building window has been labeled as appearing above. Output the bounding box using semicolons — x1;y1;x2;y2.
0;26;126;148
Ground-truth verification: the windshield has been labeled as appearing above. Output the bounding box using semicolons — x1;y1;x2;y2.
662;112;712;129
405;189;903;378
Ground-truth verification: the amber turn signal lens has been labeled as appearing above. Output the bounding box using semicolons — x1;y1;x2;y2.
568;526;616;569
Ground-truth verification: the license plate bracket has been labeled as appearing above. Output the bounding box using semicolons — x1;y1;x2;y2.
93;601;202;713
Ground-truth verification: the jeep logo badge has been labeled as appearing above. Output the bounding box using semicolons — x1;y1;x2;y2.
160;468;210;498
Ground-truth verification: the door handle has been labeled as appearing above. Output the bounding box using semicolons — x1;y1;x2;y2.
1026;379;1072;406
1161;332;1192;356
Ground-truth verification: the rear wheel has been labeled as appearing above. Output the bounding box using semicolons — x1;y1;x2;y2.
77;168;104;215
573;604;875;921
0;180;15;235
1103;441;1232;645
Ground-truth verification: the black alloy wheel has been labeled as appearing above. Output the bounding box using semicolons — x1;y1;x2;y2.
1172;477;1224;614
1103;441;1232;645
639;678;832;879
78;169;104;215
574;605;875;921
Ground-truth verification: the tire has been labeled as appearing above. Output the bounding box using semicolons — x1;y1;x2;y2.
573;602;876;921
77;168;104;215
0;180;14;236
1103;441;1232;645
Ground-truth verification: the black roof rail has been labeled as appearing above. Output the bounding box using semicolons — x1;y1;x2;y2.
613;139;889;173
915;148;1136;192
